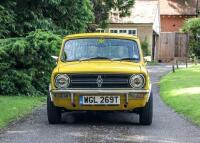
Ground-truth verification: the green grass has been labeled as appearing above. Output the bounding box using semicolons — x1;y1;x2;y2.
160;65;200;125
0;96;45;128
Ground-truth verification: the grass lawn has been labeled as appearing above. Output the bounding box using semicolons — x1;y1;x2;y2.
0;96;45;128
160;65;200;125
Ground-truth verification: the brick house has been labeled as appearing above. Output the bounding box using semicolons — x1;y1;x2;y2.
160;0;198;32
97;0;160;60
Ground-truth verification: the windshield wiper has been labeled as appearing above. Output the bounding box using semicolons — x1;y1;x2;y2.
65;57;111;62
79;56;112;61
65;59;80;62
65;57;138;62
111;58;139;61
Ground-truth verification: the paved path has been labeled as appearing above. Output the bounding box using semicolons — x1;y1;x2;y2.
1;65;200;143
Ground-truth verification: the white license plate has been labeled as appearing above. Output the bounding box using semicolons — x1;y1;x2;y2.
79;96;120;105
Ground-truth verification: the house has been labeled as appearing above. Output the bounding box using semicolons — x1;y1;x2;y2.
97;0;160;60
160;0;198;32
154;0;198;62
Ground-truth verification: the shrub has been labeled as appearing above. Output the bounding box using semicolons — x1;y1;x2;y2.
141;38;150;56
182;18;200;58
0;30;62;95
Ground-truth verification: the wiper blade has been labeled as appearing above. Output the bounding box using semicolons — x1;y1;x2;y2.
79;57;112;61
111;58;139;61
65;57;111;62
65;59;80;62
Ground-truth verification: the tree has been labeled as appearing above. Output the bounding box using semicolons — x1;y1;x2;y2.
0;2;15;38
182;18;200;58
0;0;94;38
0;0;135;38
91;0;135;29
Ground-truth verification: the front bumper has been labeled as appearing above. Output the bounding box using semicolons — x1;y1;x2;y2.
50;87;151;111
51;88;150;94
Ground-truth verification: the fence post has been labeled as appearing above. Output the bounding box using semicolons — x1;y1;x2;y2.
176;59;179;69
172;64;175;72
186;58;188;68
194;57;197;65
172;60;175;72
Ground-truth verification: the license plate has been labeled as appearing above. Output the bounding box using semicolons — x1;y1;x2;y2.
79;96;120;105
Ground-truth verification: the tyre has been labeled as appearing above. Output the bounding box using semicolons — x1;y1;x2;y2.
47;94;61;124
139;91;153;125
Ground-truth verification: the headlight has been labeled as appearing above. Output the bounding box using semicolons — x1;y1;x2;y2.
129;74;145;89
55;74;70;89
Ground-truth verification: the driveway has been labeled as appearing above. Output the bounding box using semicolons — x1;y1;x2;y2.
1;64;200;143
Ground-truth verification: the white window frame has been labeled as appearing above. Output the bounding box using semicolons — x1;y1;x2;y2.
109;29;118;33
96;28;105;33
109;28;137;36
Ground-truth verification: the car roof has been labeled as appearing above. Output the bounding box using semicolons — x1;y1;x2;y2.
64;33;139;40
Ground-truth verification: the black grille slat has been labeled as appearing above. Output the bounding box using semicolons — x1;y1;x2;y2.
68;74;131;88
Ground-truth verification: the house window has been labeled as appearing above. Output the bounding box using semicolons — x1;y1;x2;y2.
119;30;127;34
109;28;137;35
96;28;105;33
128;29;137;35
110;29;118;33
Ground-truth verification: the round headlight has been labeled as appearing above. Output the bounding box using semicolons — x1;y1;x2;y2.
55;74;70;89
129;74;145;89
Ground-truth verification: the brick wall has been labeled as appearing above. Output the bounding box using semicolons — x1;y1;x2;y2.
161;15;195;32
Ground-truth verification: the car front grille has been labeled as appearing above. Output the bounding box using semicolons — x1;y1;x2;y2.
68;74;131;88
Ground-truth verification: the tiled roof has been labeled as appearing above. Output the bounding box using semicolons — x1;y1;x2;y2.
160;0;197;15
109;0;159;24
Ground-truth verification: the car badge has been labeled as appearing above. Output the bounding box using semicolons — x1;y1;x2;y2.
97;75;103;87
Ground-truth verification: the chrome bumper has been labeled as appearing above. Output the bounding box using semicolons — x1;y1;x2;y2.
51;88;150;94
50;88;151;106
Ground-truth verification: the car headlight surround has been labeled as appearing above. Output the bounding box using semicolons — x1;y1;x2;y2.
129;74;145;89
55;74;70;89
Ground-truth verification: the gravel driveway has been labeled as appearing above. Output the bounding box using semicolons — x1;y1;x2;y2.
1;64;200;143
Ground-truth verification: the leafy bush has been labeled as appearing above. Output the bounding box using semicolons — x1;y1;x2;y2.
0;0;94;38
0;30;62;95
182;18;200;58
0;5;15;38
141;38;150;56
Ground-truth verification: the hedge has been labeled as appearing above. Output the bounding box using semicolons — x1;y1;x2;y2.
0;30;62;96
182;18;200;58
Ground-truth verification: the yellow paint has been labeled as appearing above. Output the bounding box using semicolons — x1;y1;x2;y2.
51;33;151;111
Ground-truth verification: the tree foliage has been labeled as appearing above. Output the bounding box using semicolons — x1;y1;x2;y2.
182;18;200;58
0;3;15;38
0;0;136;96
0;30;61;95
91;0;135;28
0;0;135;38
0;0;94;38
141;38;150;56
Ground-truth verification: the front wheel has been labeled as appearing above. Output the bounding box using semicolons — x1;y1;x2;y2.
139;91;153;125
47;94;61;124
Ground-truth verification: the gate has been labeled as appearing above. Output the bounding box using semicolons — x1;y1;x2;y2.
155;32;189;62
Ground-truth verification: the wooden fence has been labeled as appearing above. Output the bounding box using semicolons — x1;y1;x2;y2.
155;32;189;62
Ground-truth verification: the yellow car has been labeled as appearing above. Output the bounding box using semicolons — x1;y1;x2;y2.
48;33;152;125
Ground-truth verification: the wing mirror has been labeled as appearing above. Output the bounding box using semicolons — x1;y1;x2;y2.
144;56;151;65
51;56;58;64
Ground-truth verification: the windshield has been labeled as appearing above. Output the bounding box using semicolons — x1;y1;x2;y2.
62;38;140;62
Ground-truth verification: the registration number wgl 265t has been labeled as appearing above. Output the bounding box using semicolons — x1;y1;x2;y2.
80;96;120;105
